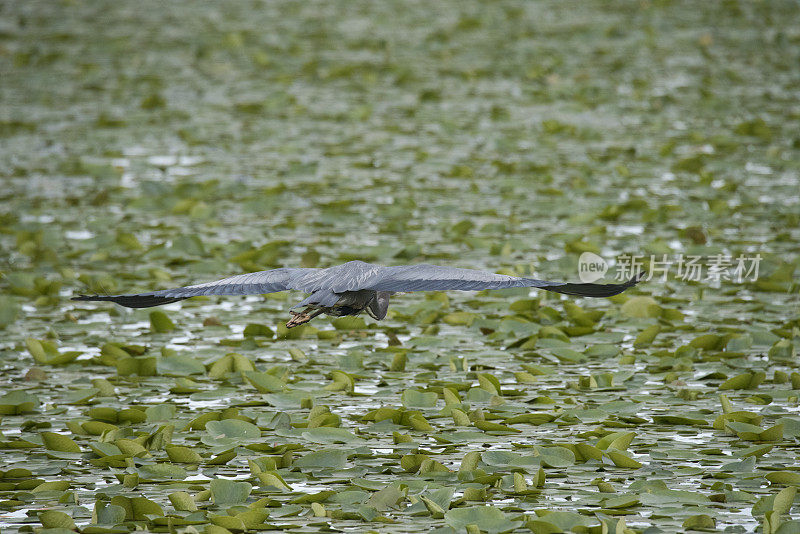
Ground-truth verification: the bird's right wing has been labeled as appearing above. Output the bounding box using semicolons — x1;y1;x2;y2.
358;264;642;297
72;267;320;308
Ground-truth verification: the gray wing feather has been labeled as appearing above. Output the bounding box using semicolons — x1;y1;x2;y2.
347;263;640;297
354;264;540;291
148;268;315;297
73;260;641;309
72;267;320;308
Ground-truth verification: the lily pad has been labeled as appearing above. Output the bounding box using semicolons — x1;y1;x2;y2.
211;479;252;505
444;506;523;533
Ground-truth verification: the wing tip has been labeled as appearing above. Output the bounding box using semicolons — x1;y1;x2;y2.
600;270;646;296
615;271;645;294
70;293;185;308
544;270;645;298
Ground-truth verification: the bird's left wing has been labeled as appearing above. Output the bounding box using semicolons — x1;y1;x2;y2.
354;264;641;297
72;267;320;308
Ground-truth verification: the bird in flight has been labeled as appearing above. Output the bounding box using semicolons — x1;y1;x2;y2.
73;260;642;328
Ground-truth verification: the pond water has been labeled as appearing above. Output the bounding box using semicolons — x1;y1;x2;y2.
1;0;798;532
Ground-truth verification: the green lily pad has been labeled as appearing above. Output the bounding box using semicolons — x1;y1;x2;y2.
401;388;438;408
0;390;40;414
621;296;661;318
243;370;287;393
158;354;206;375
205;419;260;439
210;478;252;505
444;506;523;533
136;462;188;480
294;449;349;470
41;432;82;453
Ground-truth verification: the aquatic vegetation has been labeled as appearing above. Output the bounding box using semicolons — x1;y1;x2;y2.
1;1;798;532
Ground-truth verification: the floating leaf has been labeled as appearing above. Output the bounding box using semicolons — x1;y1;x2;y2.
534;446;575;468
766;471;800;486
257;471;292;491
168;491;198;512
621;296;661;318
243;370;287;393
331;316;367;330
683;514;716;530
0;295;19;327
634;324;661;347
243;323;274;337
585;344;620;359
39;510;76;529
166;445;203;464
604;494;640;509
719;371;765;390
442;311;477;326
211;478;252;505
116;356;157;376
444;506;523;533
146;403;177;422
206;419;260;439
774;486;797;515
526;511;596;532
209;352;255;379
137;462;187;480
94;502;127;525
149;310;175;333
390;352;407;371
294;449;349;469
26;337;79;365
0;390;40;414
32;480;70;493
325;370;355;393
158;354;206;375
367;483;406;511
606;450;643;469
110;496;164;520
300;427;362;444
401;388;438;408
290;490;337;504
41;431;82;453
477;373;502;395
475;420;521;433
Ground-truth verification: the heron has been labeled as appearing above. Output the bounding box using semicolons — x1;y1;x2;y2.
72;260;642;328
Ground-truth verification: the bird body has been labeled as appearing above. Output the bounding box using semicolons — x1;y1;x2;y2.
73;260;641;328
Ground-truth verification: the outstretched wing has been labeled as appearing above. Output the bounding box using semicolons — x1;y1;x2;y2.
72;261;642;309
354;264;642;297
72;267;320;308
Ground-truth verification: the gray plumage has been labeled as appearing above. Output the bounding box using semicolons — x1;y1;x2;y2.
72;260;642;328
